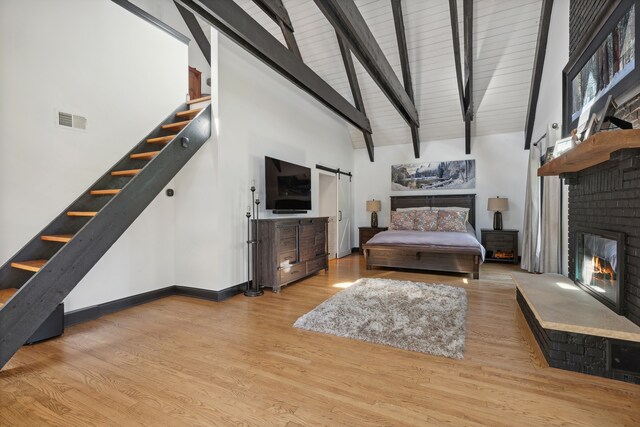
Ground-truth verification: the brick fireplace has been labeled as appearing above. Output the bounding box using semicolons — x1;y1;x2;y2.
564;148;640;327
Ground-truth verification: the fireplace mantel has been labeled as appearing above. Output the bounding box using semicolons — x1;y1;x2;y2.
538;129;640;176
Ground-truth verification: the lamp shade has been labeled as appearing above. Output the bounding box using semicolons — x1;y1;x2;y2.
366;199;381;212
487;197;508;212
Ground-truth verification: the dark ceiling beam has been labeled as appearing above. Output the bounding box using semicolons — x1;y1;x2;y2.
252;0;302;60
463;0;473;154
337;33;374;162
174;1;211;65
252;0;294;32
391;0;420;159
313;0;420;128
463;0;473;122
175;0;372;133
448;0;466;119
524;0;554;150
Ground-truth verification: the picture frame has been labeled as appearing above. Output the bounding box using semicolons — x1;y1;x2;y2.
542;147;555;165
562;0;639;136
553;136;574;158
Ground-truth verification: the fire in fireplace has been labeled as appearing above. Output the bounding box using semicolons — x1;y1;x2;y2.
575;228;625;314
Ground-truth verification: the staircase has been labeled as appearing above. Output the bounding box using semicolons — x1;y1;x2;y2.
0;96;212;369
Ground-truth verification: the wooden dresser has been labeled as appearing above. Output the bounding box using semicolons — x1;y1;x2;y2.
253;217;328;292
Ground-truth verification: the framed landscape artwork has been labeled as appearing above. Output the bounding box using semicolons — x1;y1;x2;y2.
391;160;476;191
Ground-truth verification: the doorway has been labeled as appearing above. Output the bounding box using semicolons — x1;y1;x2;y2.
319;173;337;259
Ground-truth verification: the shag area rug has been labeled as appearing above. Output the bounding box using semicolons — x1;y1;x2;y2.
294;278;467;359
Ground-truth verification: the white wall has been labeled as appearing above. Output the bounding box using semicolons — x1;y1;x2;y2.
131;0;211;97
352;132;529;250
173;33;354;291
0;0;187;311
531;1;570;275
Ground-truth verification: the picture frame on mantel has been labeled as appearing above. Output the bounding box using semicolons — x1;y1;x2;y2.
562;0;639;137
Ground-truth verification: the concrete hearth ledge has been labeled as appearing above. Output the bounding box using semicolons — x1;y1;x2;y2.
512;272;640;342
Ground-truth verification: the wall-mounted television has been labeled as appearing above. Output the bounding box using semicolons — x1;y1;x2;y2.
265;156;312;213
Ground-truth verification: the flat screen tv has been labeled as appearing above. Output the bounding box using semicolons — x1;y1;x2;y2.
265;156;311;213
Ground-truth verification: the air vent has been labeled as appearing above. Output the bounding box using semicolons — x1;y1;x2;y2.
58;112;73;127
56;111;87;131
72;115;87;130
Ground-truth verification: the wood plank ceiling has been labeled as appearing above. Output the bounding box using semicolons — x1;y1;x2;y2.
235;0;543;150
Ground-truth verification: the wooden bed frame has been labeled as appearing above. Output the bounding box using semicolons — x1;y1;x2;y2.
363;194;481;279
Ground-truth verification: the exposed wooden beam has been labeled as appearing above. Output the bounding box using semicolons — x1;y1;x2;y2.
252;0;302;60
337;33;374;162
174;1;211;65
391;0;420;159
252;0;294;32
463;0;473;122
524;0;554;150
448;0;466;118
279;21;303;60
465;117;471;155
313;0;419;127
175;0;371;134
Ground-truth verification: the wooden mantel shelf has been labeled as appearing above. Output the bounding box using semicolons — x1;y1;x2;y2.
538;129;640;176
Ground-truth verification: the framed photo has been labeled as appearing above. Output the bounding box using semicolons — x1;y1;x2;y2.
542;147;555;165
553;136;574;158
562;0;639;136
582;113;599;141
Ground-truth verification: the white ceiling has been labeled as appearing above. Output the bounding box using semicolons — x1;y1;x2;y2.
235;0;543;150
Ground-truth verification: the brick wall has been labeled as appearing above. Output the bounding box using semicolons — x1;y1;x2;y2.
518;290;640;384
566;149;640;327
569;0;640;126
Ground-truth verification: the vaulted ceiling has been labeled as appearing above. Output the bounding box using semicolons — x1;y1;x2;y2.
233;0;543;151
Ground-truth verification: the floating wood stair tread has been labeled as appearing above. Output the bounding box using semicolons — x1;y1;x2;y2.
41;234;73;243
11;260;47;273
176;108;202;119
130;151;160;160
111;169;141;177
90;189;120;196
67;211;97;217
186;95;211;105
146;135;175;144
0;288;18;308
161;121;191;131
538;129;640;176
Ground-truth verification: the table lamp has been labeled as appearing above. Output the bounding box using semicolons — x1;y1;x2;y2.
366;199;381;228
487;197;508;230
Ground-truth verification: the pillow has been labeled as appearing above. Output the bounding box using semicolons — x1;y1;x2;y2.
414;210;438;231
395;206;431;211
435;206;470;223
436;210;467;232
389;210;416;230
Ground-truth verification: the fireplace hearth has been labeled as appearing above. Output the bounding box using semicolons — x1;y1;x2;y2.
575;228;625;314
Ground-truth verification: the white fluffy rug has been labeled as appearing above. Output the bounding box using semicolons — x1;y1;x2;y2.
294;278;467;359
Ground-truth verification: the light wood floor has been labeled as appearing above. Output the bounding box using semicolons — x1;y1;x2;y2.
1;256;639;426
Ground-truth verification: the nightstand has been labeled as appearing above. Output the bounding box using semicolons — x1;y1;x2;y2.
359;226;388;254
481;229;519;264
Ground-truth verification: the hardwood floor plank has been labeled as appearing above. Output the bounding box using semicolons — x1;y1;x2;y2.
1;256;639;425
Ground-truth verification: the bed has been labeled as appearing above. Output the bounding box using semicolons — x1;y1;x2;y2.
362;194;485;279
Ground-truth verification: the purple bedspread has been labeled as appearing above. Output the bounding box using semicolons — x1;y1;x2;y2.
365;225;486;261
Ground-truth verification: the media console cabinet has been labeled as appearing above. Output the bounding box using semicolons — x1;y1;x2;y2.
253;217;328;292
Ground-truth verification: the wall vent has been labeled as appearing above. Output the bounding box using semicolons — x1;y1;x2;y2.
57;111;87;131
58;112;73;127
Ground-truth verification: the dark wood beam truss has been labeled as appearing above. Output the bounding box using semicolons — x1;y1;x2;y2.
337;33;374;162
524;0;554;150
449;0;473;154
174;1;211;65
313;0;419;128
252;0;302;60
175;0;372;134
391;0;420;158
463;0;473;154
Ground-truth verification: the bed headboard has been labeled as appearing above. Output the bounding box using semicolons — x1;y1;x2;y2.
390;194;476;230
